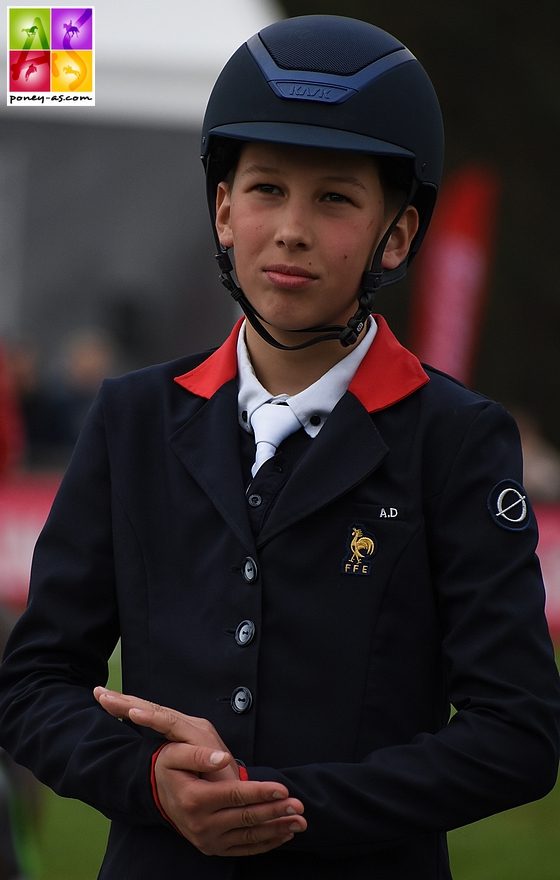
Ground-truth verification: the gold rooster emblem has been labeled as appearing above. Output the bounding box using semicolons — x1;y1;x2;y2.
349;528;375;563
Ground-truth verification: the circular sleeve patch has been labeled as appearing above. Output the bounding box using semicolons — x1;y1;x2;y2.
487;480;530;531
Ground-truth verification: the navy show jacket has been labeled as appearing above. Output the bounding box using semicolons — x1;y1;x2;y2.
0;316;559;879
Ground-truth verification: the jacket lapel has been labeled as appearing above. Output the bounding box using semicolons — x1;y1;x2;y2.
257;391;388;546
169;380;256;555
170;316;427;550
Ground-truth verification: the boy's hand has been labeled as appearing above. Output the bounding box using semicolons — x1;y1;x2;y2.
93;687;307;856
151;747;306;857
93;686;237;780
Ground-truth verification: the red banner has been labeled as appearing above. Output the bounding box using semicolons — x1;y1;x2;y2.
0;346;24;476
1;476;560;639
0;474;60;607
409;166;500;385
535;506;560;641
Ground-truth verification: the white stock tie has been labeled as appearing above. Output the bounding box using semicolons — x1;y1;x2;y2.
250;402;302;478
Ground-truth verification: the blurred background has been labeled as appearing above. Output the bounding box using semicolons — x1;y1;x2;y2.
0;1;559;877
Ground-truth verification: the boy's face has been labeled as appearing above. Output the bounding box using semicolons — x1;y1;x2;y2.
215;142;410;340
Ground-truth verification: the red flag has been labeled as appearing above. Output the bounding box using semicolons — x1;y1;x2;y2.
0;346;24;477
409;166;500;384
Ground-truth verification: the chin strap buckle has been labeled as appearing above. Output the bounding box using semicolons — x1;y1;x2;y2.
361;269;383;299
215;251;232;273
215;252;244;301
339;270;383;347
339;317;365;348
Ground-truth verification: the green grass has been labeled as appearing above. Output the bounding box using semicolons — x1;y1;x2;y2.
33;792;108;880
449;783;560;879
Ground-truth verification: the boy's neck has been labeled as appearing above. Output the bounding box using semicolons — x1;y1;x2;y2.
244;323;366;396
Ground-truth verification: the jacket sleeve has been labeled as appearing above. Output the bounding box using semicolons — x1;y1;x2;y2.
248;402;560;855
0;389;166;827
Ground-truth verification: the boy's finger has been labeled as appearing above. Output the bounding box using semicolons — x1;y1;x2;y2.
156;741;232;773
94;688;204;743
94;689;187;734
182;776;296;811
128;704;202;742
93;686;154;715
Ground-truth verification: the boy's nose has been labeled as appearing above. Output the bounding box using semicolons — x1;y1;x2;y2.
274;204;312;250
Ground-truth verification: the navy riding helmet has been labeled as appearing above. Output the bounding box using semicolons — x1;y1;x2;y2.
201;15;444;350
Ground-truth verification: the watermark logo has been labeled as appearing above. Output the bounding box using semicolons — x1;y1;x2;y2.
7;7;95;106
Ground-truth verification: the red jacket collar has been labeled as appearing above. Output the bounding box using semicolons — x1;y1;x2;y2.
174;315;428;414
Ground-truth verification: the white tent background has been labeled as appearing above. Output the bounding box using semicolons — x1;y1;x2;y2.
94;0;283;126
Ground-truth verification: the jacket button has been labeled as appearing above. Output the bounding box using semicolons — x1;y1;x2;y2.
242;557;258;583
247;493;262;507
231;686;253;714
235;620;256;646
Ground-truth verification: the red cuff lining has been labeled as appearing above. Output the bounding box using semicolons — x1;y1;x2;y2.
150;744;182;834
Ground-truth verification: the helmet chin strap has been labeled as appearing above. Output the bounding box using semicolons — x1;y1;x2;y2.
212;186;414;352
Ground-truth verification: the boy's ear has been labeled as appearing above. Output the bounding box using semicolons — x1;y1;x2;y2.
381;205;420;270
215;182;233;249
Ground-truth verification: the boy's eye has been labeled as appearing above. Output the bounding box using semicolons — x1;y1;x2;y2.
254;183;281;195
323;191;350;203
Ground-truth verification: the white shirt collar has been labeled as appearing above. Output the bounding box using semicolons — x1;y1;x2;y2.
237;318;377;438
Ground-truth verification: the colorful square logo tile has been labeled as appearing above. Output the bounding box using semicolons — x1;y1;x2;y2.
7;7;95;107
9;49;51;91
51;49;92;91
9;8;50;50
51;8;93;50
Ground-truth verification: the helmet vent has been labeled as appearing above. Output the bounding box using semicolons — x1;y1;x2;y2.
260;16;402;76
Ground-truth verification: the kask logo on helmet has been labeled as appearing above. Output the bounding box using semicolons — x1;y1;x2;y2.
273;82;349;103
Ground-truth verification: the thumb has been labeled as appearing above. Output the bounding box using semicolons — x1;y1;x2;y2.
153;738;231;774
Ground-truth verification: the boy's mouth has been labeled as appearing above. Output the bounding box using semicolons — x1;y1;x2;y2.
263;264;318;289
